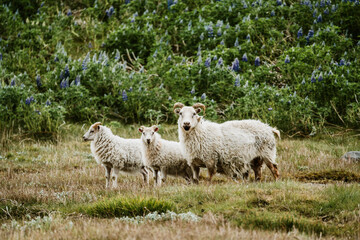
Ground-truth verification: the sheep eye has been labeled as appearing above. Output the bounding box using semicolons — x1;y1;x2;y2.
193;113;196;116
90;130;94;133
142;132;145;135
152;132;154;135
179;112;182;116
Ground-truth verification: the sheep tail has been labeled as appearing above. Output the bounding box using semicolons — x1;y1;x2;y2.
272;128;281;140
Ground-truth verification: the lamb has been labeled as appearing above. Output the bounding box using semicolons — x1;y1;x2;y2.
83;122;149;188
173;102;280;183
138;125;194;186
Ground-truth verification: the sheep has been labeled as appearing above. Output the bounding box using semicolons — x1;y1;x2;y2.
83;122;149;188
173;103;280;183
138;125;194;186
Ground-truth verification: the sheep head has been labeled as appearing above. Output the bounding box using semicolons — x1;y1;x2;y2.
83;122;102;141
175;103;206;132
139;125;159;145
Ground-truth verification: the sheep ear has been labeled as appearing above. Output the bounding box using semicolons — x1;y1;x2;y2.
197;116;202;122
139;126;144;133
93;122;102;130
174;108;181;114
195;108;202;114
153;126;159;132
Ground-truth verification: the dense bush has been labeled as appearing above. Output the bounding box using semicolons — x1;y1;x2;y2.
0;0;359;136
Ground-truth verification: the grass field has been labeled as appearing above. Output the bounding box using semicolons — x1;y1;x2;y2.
1;123;360;239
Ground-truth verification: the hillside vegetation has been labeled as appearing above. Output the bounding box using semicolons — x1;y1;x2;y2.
0;0;359;138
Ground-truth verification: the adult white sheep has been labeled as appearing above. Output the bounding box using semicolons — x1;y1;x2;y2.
173;103;280;183
139;125;194;186
83;122;149;188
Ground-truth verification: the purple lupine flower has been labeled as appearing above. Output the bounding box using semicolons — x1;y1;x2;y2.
217;29;222;37
285;55;290;63
30;96;35;102
88;42;93;48
246;34;250;40
313;9;317;18
311;75;316;83
231;58;240;72
324;7;329;14
270;10;275;16
10;78;15;86
167;55;171;61
0;53;2;61
318;73;323;82
243;2;248;8
108;6;114;17
217;57;223;67
268;107;273;111
242;53;248;62
220;40;225;45
125;0;131;4
254;57;260;66
122;90;128;101
205;57;211;68
45;99;51;106
40;2;45;7
35;110;41;115
308;29;314;38
234;75;240;87
201;93;206;100
207;26;214;37
190;87;195;95
67;9;72;16
317;14;322;23
17;32;21;38
339;59;345;66
54;55;59;62
75;75;81;86
25;98;31;105
234;38;239;47
36;75;41;87
328;70;333;76
213;55;217;61
297;28;303;38
64;65;70;78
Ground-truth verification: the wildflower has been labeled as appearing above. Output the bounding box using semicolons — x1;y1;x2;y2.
17;32;21;38
268;107;273;111
190;87;195;95
40;2;45;7
36;75;42;87
115;50;120;60
311;75;316;83
234;75;240;87
30;96;35;102
25;97;31;105
301;78;306;84
46;99;51;106
339;59;345;66
308;29;314;38
254;57;260;66
129;87;133;92
88;42;93;48
220;40;225;45
246;34;250;40
200;33;204;41
35;110;41;115
125;0;131;4
284;55;290;63
167;55;171;61
317;14;322;23
197;56;202;65
318;73;323;82
297;28;303;38
242;53;248;62
324;8;329;14
75;75;81;86
217;29;222;37
243;2;248;8
213;55;217;61
10;78;15;86
276;0;282;5
234;38;239;47
207;26;214;38
107;6;114;17
54;55;59;62
231;58;240;72
328;70;333;76
271;10;275;16
201;93;206;100
217;57;223;67
0;53;2;61
67;9;72;16
64;65;70;78
204;57;211;68
122;90;128;101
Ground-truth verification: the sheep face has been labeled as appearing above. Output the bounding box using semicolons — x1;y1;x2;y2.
83;122;102;141
174;103;205;132
139;125;159;145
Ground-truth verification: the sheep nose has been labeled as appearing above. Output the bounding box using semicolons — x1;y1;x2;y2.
183;121;190;126
147;139;150;144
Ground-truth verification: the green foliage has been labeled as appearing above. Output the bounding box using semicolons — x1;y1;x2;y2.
0;0;359;136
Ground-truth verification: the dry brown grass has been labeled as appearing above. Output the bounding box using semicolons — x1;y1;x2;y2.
0;124;359;239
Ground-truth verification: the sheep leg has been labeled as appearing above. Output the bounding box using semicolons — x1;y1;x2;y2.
112;167;120;188
141;167;149;185
251;157;263;181
206;165;216;182
104;165;112;189
190;165;200;184
154;169;159;187
264;159;280;180
160;168;167;184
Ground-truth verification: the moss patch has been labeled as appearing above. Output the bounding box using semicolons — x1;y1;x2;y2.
295;170;360;183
